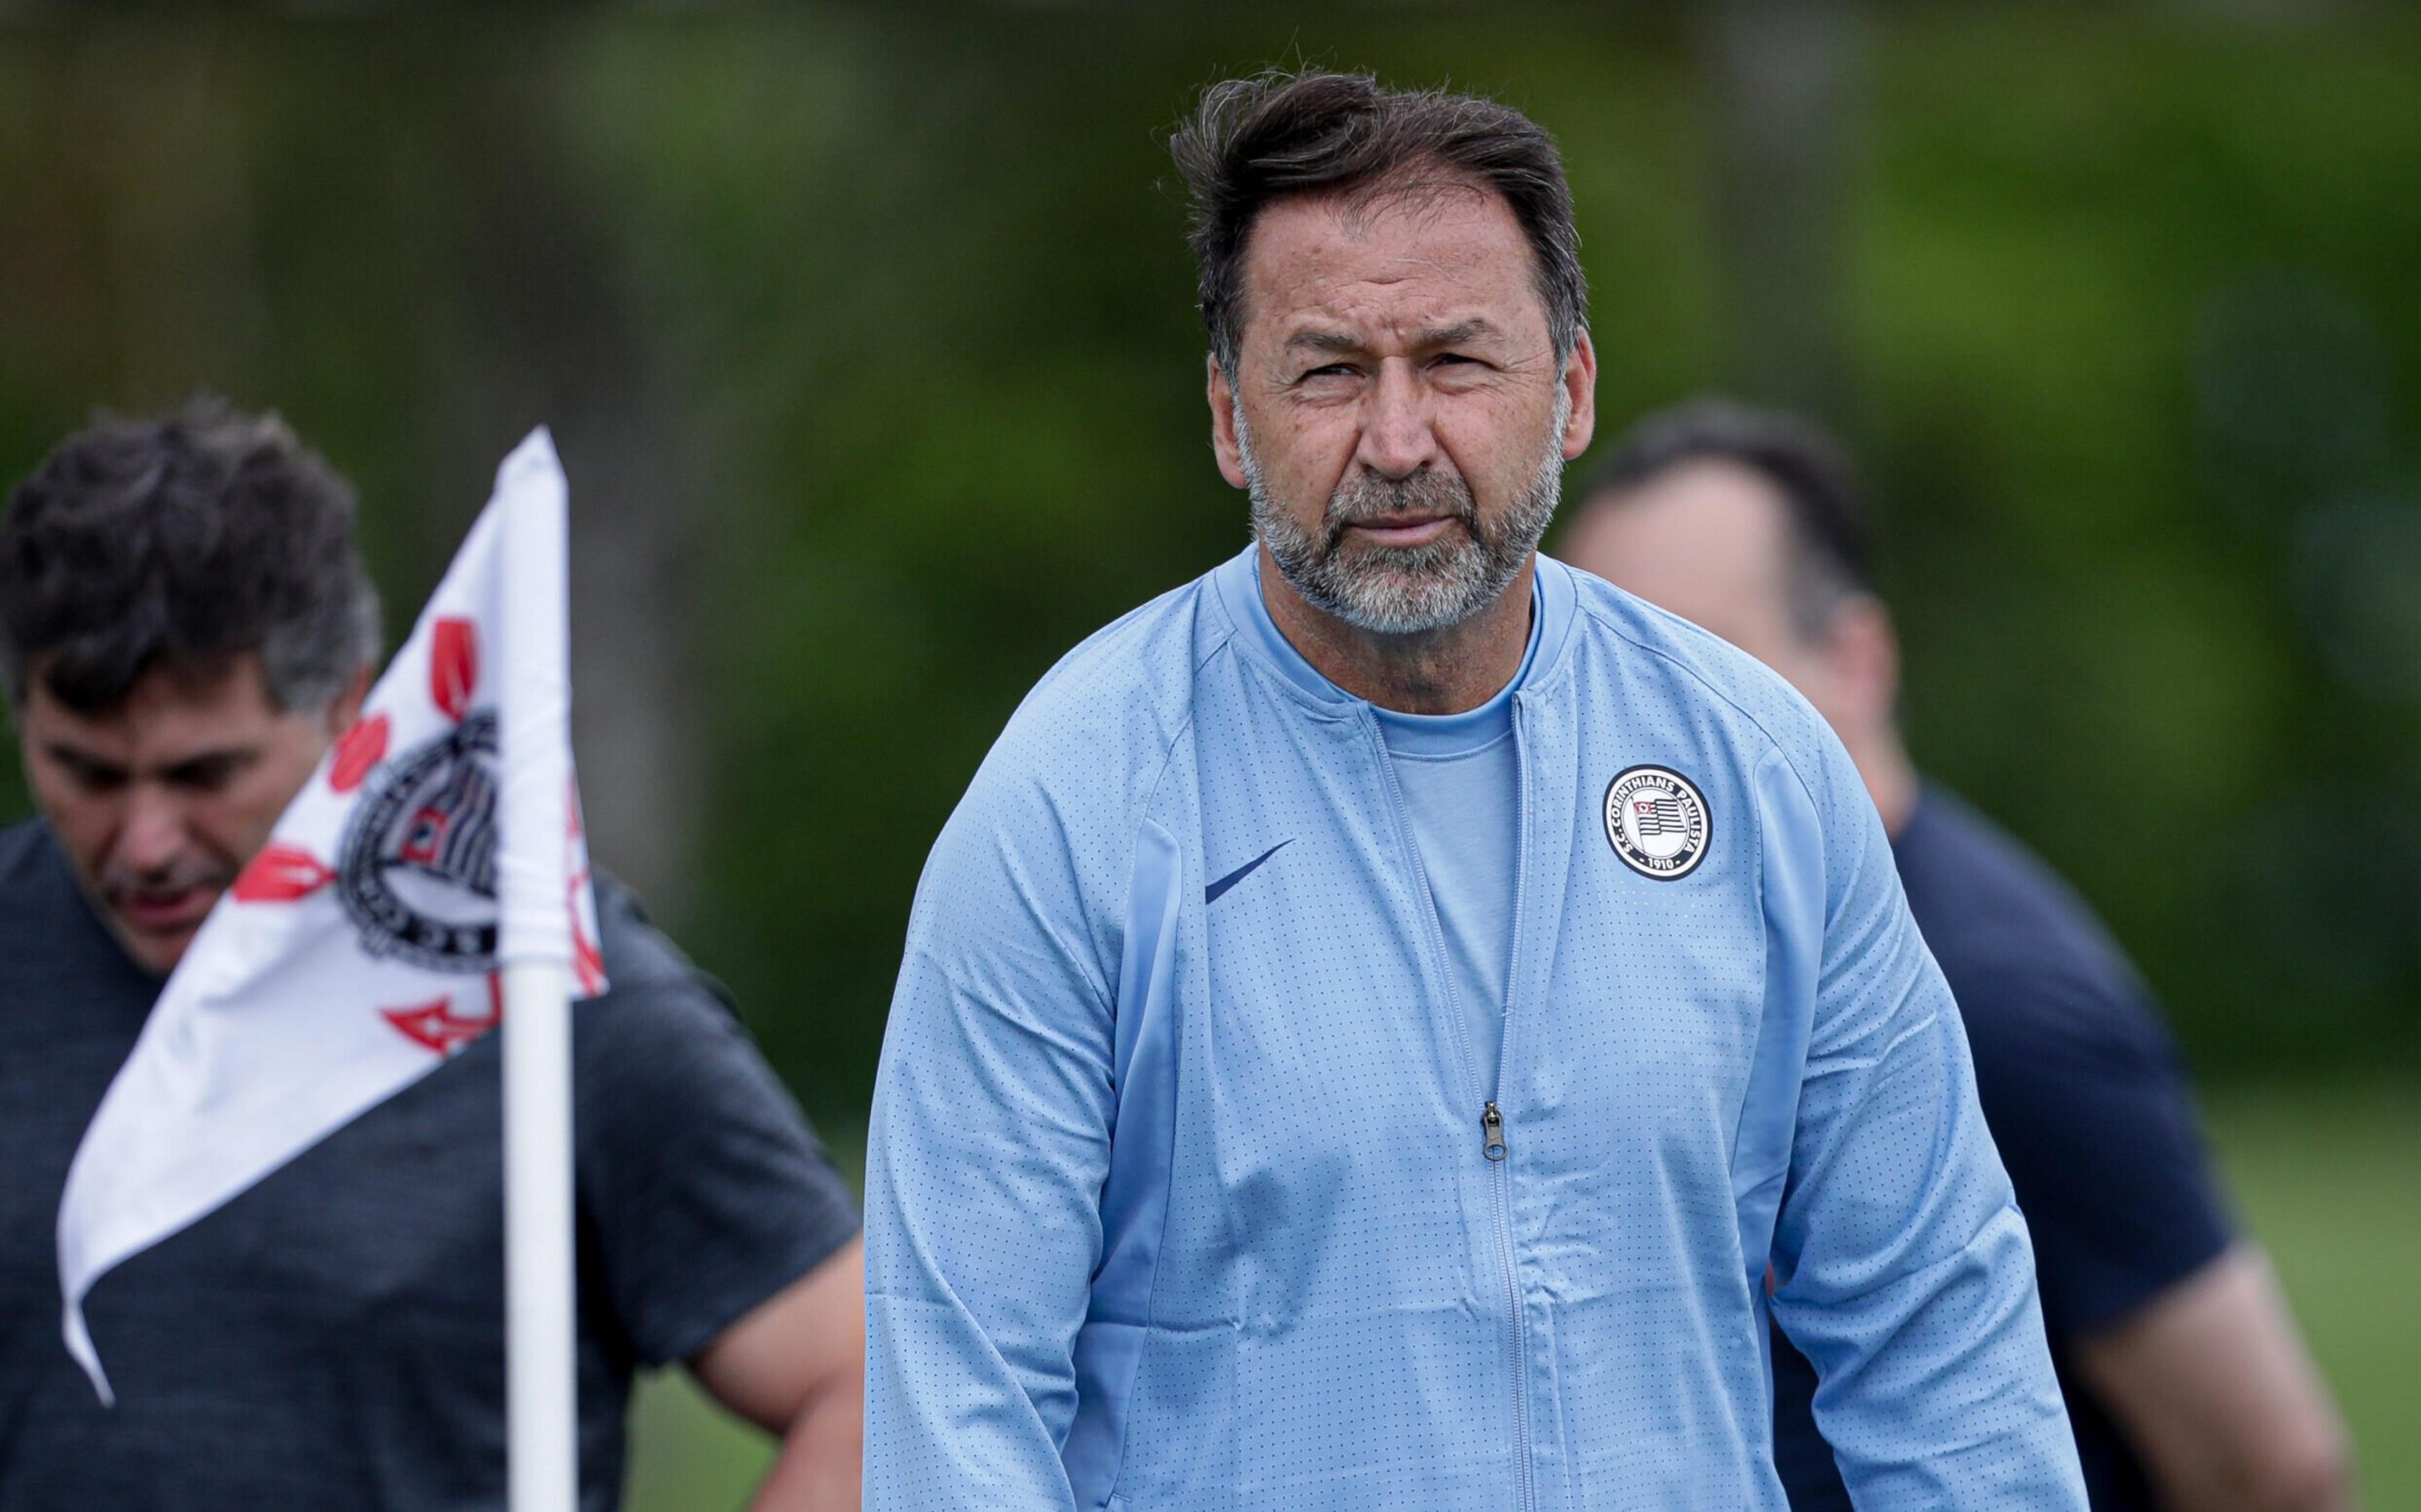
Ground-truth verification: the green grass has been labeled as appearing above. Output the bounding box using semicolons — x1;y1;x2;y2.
625;1372;779;1512
2201;1080;2421;1506
622;1083;2421;1509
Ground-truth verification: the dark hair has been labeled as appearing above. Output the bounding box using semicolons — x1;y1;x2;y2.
0;396;380;713
1171;68;1588;380
1582;398;1874;640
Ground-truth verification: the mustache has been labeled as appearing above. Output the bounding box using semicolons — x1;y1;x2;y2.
1322;469;1480;542
101;860;235;903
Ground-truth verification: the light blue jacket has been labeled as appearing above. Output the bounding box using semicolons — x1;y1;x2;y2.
867;548;2085;1511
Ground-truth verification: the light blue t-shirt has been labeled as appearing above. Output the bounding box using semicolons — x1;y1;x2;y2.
1233;558;1541;1094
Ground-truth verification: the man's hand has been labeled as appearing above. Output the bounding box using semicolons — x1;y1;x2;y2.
688;1238;865;1512
2075;1242;2354;1512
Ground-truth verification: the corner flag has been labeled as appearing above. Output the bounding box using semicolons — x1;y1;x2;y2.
55;429;607;1457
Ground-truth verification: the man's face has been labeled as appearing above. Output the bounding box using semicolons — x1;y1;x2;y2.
17;655;357;976
1210;177;1596;634
1566;459;1809;668
1563;458;1859;728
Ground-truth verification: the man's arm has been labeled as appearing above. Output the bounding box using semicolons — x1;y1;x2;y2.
1946;951;2354;1512
690;1238;867;1512
572;887;866;1508
1758;742;2086;1508
862;775;1122;1511
2075;1244;2355;1512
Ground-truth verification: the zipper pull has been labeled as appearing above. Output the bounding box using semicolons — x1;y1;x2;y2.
1482;1101;1508;1162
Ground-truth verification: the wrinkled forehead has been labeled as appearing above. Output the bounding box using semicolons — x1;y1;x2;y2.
1236;175;1549;349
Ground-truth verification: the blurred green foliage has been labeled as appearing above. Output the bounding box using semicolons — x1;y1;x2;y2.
2;5;2418;1120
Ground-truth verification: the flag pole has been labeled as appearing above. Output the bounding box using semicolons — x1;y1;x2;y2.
494;430;580;1511
504;959;577;1511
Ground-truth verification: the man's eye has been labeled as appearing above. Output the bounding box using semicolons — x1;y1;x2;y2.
166;756;241;792
1301;364;1356;381
70;765;127;794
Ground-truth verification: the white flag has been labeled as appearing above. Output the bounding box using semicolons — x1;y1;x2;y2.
57;429;607;1403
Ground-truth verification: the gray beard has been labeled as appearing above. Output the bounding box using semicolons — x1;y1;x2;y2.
1242;399;1567;637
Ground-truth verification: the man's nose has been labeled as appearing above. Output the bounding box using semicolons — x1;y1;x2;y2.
1356;359;1441;481
115;785;190;879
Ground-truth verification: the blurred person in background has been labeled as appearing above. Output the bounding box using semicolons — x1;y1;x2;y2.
1563;398;2355;1512
0;398;864;1512
866;69;2085;1510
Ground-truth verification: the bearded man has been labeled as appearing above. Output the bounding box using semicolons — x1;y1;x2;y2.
864;71;2088;1511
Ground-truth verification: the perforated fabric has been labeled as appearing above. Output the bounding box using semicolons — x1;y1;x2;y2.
866;546;2086;1512
1222;554;1540;1097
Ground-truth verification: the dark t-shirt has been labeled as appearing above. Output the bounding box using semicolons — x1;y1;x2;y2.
1772;788;2233;1509
0;819;861;1511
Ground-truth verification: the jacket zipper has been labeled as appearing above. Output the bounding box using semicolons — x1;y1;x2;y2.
1492;696;1536;1512
1364;705;1537;1512
1482;1116;1533;1512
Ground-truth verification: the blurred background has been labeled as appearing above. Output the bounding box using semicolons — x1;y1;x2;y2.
1;3;2415;1505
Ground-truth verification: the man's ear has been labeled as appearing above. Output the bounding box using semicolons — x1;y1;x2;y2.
1559;328;1599;461
1826;595;1901;732
1208;356;1250;491
323;662;374;739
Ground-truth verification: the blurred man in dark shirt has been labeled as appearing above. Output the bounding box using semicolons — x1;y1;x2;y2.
0;400;864;1511
1564;399;2353;1512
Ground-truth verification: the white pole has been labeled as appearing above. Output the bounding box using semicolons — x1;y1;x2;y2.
504;957;576;1511
492;430;580;1512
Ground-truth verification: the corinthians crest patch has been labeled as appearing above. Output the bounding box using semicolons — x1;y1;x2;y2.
1603;765;1711;881
216;450;608;1072
337;706;501;972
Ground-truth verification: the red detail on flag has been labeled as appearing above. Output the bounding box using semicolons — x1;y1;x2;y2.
399;806;450;866
381;974;504;1055
431;618;479;722
327;713;390;794
233;843;337;903
570;869;606;995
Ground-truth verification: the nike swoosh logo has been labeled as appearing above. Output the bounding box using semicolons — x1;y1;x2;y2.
1204;840;1292;904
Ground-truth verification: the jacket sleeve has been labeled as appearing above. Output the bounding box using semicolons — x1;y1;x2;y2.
1759;741;2088;1509
864;769;1119;1512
